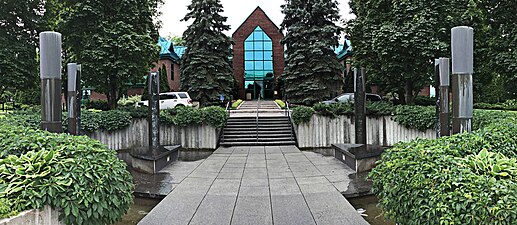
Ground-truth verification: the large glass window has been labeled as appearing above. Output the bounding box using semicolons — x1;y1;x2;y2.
244;26;273;98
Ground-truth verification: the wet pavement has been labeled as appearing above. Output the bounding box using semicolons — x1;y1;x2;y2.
138;146;369;225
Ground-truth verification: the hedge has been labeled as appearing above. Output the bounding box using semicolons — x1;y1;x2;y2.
291;103;517;131
3;106;229;133
0;121;133;225
370;119;517;224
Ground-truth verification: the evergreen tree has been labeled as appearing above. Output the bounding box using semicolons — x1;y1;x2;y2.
59;0;161;109
159;64;170;93
180;0;234;107
281;0;343;105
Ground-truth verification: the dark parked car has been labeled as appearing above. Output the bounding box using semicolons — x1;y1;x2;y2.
321;93;382;104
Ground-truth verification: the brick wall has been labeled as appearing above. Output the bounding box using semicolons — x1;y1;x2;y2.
232;7;285;99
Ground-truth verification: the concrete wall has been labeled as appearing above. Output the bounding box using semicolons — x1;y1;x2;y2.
87;119;219;150
294;115;435;148
0;206;64;225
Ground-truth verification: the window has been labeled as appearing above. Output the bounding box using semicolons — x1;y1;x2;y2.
244;26;274;83
160;93;177;100
177;93;188;99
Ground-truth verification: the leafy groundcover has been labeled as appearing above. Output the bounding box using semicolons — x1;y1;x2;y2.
370;118;517;224
0;120;133;225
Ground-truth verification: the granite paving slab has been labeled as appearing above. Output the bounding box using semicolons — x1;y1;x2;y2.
139;146;368;225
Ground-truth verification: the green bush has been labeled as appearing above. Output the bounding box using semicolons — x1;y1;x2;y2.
202;106;229;128
414;96;436;106
160;106;228;128
118;105;148;118
292;106;315;124
84;100;109;111
231;99;243;109
393;105;436;131
275;99;286;109
0;198;18;219
474;100;517;111
117;95;142;106
0;124;133;225
370;119;517;225
367;102;395;116
81;110;132;132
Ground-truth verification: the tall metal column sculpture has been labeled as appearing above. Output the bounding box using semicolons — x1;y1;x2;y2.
451;26;474;134
67;63;78;134
439;58;451;136
148;71;160;154
355;68;367;145
40;32;62;133
434;59;440;138
76;65;82;134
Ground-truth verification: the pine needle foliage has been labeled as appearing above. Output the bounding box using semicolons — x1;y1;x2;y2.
281;0;344;105
180;0;235;106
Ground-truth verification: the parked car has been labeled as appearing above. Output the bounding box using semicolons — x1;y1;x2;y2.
321;93;382;104
138;92;193;109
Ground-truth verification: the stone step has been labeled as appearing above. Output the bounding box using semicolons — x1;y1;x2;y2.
224;125;292;129
221;137;295;142
226;121;290;125
219;141;296;146
222;130;292;134
222;133;293;138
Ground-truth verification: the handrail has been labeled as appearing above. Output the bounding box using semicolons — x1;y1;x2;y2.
256;95;260;143
286;101;293;141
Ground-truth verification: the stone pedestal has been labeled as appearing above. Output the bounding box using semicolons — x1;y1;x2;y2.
130;145;180;174
332;143;384;172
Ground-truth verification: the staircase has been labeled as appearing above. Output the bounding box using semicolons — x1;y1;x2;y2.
219;116;296;146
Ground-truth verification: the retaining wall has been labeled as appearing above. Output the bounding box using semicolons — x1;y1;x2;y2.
87;119;219;150
0;206;63;225
294;115;435;148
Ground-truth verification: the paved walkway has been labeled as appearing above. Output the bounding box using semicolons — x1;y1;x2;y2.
139;146;368;225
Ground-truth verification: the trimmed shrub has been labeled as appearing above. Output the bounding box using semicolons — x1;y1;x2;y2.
414;96;436;106
275;99;286;109
160;106;229;128
117;95;142;107
370;119;517;224
393;105;436;131
84;100;109;111
231;99;243;109
0;123;133;225
292;106;315;124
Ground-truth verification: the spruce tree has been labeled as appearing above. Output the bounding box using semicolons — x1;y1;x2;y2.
281;0;343;105
159;64;170;93
180;0;234;107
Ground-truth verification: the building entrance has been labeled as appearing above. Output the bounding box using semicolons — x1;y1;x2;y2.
244;26;274;100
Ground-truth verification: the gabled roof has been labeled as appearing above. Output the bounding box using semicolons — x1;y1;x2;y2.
336;38;352;60
233;6;283;39
158;37;187;62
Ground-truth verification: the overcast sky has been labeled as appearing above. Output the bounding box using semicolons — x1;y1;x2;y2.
158;0;354;38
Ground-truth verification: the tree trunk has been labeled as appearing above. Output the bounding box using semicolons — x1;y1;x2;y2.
107;89;119;110
404;81;415;105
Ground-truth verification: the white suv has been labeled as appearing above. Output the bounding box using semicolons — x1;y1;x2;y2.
138;92;193;109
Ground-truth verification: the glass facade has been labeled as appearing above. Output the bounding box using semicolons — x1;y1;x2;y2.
244;26;273;99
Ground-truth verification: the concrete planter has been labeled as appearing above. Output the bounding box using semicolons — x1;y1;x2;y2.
0;206;63;225
293;115;435;148
87;119;219;150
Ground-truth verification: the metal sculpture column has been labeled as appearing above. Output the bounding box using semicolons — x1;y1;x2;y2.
355;68;367;145
451;26;474;134
438;58;450;136
40;32;62;133
76;65;82;134
67;63;78;135
130;71;179;174
148;71;160;155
